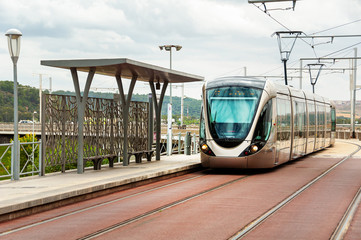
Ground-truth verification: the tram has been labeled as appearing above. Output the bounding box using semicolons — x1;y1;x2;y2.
199;77;336;168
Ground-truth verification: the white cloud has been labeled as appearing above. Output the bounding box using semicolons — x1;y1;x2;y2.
1;0;361;100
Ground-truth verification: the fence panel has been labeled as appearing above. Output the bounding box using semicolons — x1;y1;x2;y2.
43;94;149;172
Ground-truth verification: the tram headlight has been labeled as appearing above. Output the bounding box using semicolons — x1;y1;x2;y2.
201;144;209;152
200;143;215;156
239;143;263;157
250;144;259;153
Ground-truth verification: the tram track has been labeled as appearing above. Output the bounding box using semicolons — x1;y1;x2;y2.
230;141;361;240
330;184;361;240
2;142;361;240
0;170;251;239
0;172;206;236
78;174;250;240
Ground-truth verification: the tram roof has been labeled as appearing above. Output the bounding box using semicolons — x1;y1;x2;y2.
206;76;266;89
41;58;204;83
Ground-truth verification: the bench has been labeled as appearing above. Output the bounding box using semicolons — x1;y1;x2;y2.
83;154;117;170
128;150;155;163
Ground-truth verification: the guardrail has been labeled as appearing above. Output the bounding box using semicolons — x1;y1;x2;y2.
336;130;361;140
0;123;41;133
158;132;199;156
0;141;41;180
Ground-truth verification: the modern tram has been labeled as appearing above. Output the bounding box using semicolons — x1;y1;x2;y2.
199;76;336;169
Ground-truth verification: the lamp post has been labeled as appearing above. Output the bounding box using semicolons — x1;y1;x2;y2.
159;45;182;155
32;111;37;174
33;111;37;142
159;45;182;103
5;28;22;180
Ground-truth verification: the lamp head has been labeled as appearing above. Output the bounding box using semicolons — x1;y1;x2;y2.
5;28;22;61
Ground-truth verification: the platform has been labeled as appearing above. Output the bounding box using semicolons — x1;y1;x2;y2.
0;154;201;222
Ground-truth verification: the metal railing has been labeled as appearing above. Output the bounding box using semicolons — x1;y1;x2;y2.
159;132;199;156
0;122;41;133
0;141;41;180
0;143;12;179
19;141;41;177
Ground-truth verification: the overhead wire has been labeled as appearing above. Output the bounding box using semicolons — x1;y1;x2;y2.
321;40;361;58
310;18;361;35
251;3;319;58
219;2;361;82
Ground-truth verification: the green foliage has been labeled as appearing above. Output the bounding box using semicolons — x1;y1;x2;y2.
130;93;202;119
337;116;350;124
0;80;202;123
0;81;39;122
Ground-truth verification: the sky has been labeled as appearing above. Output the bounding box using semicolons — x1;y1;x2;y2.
1;0;361;101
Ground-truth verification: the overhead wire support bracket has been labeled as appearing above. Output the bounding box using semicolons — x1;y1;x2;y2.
272;31;303;85
307;63;324;93
281;34;361;39
248;0;297;11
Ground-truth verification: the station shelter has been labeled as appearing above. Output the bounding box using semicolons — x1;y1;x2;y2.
41;58;204;174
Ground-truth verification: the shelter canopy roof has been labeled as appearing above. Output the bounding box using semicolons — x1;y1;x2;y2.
41;58;204;83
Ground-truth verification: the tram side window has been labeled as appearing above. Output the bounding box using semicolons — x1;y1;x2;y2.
253;100;272;142
277;98;291;141
308;102;316;138
294;100;306;138
326;106;331;132
317;104;325;138
331;108;336;131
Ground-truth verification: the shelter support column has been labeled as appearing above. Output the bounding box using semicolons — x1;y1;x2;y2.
115;74;137;166
149;79;168;160
148;93;153;151
71;67;96;174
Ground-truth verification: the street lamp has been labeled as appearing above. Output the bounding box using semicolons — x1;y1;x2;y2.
159;44;182;156
32;111;37;174
159;45;182;104
5;28;22;180
33;111;37;142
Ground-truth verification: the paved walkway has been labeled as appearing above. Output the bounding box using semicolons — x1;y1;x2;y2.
0;154;201;221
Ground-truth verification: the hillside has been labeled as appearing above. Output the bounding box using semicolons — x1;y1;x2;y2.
333;100;361;118
0;79;356;125
0;81;39;122
0;81;202;123
52;90;202;122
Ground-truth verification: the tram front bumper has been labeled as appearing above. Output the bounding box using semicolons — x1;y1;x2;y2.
201;153;248;168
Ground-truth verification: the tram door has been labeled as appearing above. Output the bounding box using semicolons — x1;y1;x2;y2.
275;95;292;164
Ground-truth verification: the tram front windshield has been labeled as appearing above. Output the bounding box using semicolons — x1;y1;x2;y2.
206;86;262;143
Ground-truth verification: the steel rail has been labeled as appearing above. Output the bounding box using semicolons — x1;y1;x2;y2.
229;142;361;240
331;186;361;240
0;172;207;236
79;175;250;240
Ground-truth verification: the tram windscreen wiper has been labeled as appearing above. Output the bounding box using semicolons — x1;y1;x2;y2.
213;111;217;124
